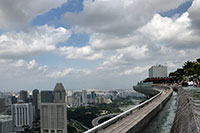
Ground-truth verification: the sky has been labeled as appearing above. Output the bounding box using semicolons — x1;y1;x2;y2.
0;0;200;91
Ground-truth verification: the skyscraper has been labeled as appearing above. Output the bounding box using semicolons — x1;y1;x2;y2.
40;83;67;133
82;90;88;105
11;96;17;104
40;91;53;103
19;90;28;103
32;89;39;123
53;83;66;103
90;91;96;103
149;65;168;78
0;115;13;133
0;98;6;113
91;91;96;99
11;102;33;132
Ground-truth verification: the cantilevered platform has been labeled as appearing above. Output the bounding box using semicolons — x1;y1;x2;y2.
85;88;173;133
99;89;172;133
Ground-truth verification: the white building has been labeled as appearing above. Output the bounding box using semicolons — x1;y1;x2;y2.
149;65;168;78
67;96;73;107
40;83;67;133
11;103;33;132
72;95;81;107
82;90;88;105
0;115;13;133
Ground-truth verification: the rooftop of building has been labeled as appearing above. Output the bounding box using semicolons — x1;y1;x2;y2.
54;83;65;92
150;64;167;68
0;115;12;122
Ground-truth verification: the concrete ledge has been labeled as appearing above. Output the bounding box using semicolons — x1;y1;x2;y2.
128;88;173;133
171;86;200;133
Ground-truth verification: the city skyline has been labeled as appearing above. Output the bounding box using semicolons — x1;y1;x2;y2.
0;0;200;91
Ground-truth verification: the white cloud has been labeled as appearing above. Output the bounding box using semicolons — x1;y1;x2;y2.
47;68;92;78
0;58;92;78
95;0;200;78
97;54;128;71
89;33;142;50
62;0;193;52
0;58;94;91
27;59;38;70
15;59;26;67
188;0;200;33
96;45;149;73
140;13;190;41
0;0;67;30
1;59;43;71
0;59;45;78
139;12;200;49
63;0;186;36
2;0;200;90
117;45;148;60
59;46;103;60
0;25;71;59
47;68;74;78
61;0;200;88
120;66;150;76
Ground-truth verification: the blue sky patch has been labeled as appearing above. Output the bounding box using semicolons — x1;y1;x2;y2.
57;33;90;48
31;0;84;27
160;1;193;17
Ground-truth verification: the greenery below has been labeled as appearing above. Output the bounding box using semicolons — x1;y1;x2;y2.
98;116;113;124
169;58;200;81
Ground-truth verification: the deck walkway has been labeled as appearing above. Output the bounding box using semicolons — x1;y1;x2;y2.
99;88;173;133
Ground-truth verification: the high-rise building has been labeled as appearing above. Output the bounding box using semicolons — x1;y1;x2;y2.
0;98;6;113
82;90;88;105
11;96;17;104
149;65;168;78
11;102;33;132
88;91;96;103
19;90;28;103
67;96;73;107
72;95;81;107
0;115;13;133
40;83;67;133
32;89;39;123
72;92;82;107
98;96;104;104
91;91;96;100
53;83;66;103
108;90;118;100
40;91;53;103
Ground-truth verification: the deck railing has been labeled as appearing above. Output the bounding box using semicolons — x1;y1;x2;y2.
84;91;162;133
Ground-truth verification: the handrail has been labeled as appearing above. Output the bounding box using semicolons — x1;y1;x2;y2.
84;91;162;133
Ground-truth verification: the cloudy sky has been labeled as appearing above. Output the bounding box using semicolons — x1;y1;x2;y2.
0;0;199;91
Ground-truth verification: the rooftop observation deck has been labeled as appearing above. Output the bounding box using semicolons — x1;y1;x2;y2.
85;87;173;133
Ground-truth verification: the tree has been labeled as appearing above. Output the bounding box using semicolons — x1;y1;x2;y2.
170;58;200;81
183;61;194;70
196;58;200;63
192;62;200;77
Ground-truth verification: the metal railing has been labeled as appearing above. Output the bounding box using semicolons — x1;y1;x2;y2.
84;91;162;133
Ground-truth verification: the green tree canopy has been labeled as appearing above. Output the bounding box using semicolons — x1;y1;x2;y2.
169;58;200;81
